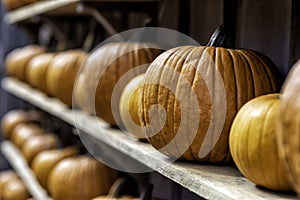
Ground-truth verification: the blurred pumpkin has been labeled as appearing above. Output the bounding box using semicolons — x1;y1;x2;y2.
27;53;55;93
278;59;300;195
73;42;162;126
119;74;146;139
5;45;46;81
229;94;292;191
32;146;79;190
1;0;40;10
48;155;118;200
1;178;30;200
139;45;282;163
21;133;59;164
46;50;87;106
0;171;18;196
1;110;40;139
11;123;44;148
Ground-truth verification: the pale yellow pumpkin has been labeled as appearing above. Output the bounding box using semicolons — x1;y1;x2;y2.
119;74;146;139
139;46;282;163
229;94;292;191
48;155;118;200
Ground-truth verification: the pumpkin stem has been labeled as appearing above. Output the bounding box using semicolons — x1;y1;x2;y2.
206;25;229;47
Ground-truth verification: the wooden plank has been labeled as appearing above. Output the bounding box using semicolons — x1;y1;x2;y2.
4;0;160;25
1;77;297;200
1;141;51;200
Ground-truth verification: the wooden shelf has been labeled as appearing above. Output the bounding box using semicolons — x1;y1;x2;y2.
1;141;51;200
1;77;297;200
4;0;160;24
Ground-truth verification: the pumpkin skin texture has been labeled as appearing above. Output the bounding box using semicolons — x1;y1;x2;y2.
48;156;118;200
119;74;146;139
46;50;87;106
5;45;46;81
11;123;44;149
27;53;55;93
278;60;300;195
139;46;282;163
229;94;292;191
21;134;59;165
2;178;30;200
74;42;163;126
1;110;40;139
31;146;79;190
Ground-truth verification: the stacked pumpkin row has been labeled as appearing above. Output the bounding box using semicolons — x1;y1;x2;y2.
1;110;119;200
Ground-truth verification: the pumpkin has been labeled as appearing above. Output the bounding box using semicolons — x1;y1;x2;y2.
31;146;79;190
139;45;282;163
119;74;146;139
277;59;300;195
229;94;292;191
27;53;55;93
11;123;44;148
1;110;40;139
5;45;46;81
48;155;118;200
73;42;163;126
21;133;59;164
1;178;30;200
0;171;18;196
46;50;87;106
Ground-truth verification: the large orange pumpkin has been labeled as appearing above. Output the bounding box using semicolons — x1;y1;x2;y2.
277;59;300;196
27;53;55;93
46;50;87;106
5;45;46;81
229;94;292;191
73;42;162;126
139;46;282;163
48;155;118;200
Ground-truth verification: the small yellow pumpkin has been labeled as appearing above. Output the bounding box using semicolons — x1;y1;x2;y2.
119;74;146;139
229;94;292;191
